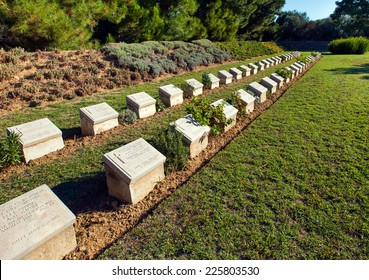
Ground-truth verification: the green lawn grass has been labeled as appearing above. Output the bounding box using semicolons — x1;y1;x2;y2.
98;53;369;260
0;54;291;206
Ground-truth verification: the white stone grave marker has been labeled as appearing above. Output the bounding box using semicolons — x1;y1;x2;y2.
260;77;278;94
229;68;242;80
126;92;156;119
0;185;76;260
184;78;204;97
7;118;64;163
270;73;285;88
211;99;238;132
247;82;268;103
237;89;256;114
103;138;166;204
218;70;233;85
159;84;184;107
207;73;220;89
239;65;251;77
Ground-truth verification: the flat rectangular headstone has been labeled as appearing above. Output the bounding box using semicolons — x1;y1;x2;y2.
270;73;285;87
159;84;184;107
103;138;166;184
290;64;301;74
239;65;251;73
248;63;258;70
218;70;233;79
211;99;238;120
258;62;265;70
7;118;62;148
173;115;210;144
260;77;278;94
247;82;268;103
207;73;220;89
186;78;203;90
237;89;256;114
126;92;156;109
229;68;242;80
103;138;166;204
266;58;275;65
0;185;76;260
80;102;119;125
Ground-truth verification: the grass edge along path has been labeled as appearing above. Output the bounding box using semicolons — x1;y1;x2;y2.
98;53;369;260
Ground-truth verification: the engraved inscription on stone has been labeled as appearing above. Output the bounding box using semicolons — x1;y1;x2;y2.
0;185;76;259
103;138;166;181
81;102;118;124
7;118;61;148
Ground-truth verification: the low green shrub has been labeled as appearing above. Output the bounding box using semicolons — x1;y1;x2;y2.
119;109;137;124
0;131;23;170
186;97;230;135
156;98;166;112
328;37;369;54
152;126;189;174
202;73;212;90
276;68;293;79
229;91;246;116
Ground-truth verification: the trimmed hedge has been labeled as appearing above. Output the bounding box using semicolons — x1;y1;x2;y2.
328;37;369;54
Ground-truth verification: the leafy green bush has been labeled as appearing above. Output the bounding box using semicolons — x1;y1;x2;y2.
186;97;229;135
328;37;369;54
229;91;246;116
202;73;212;90
152;126;189;174
119;109;137;124
0;131;23;170
276;68;293;79
156;98;166;112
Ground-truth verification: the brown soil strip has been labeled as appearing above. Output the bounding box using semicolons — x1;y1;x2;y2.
63;59;320;260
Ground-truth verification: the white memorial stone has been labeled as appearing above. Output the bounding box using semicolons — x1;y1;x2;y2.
0;185;76;260
229;68;242;80
184;78;203;97
80;102;119;136
207;74;220;89
270;73;285;88
218;70;233;85
211;99;238;132
172;115;210;158
248;63;258;75
260;77;278;94
239;65;251;77
286;66;296;79
7;118;64;163
258;61;265;71
237;89;256;114
126;92;156;119
290;64;302;74
159;84;184;107
266;58;275;66
103;138;166;204
247;82;268;103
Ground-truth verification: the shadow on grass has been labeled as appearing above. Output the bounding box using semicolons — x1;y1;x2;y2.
61;126;82;139
362;76;369;80
52;171;116;214
326;63;369;75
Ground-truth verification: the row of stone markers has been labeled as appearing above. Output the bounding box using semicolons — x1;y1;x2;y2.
1;51;311;260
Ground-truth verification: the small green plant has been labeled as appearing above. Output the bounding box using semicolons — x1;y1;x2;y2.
186;97;229;135
119;109;137;124
202;73;212;90
276;68;292;79
152;126;189;174
0;131;23;170
229;91;246;116
156;98;166;112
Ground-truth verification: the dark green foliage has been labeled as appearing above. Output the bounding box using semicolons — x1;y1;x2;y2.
0;131;23;170
186;97;229;135
276;68;293;79
216;41;283;60
229;91;246;116
119;109;137;124
202;73;212;89
152;126;189;174
328;37;369;54
156;98;166;112
331;0;369;37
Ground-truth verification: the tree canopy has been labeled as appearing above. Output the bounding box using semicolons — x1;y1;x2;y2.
0;0;286;50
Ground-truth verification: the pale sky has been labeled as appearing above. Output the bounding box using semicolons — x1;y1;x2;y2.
282;0;338;20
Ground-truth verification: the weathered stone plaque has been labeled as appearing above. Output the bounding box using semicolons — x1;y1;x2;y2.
103;138;166;204
237;89;256;114
247;82;268;103
208;73;220;89
184;78;203;97
239;65;251;77
218;70;233;85
229;68;242;80
80;102;119;136
211;99;238;132
7;118;64;163
260;77;278;94
126;92;156;119
159;84;184;107
0;185;76;260
270;73;285;88
248;63;258;74
172;114;210;158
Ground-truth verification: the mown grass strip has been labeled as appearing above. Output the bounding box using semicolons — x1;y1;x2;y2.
0;54;296;205
98;53;369;260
